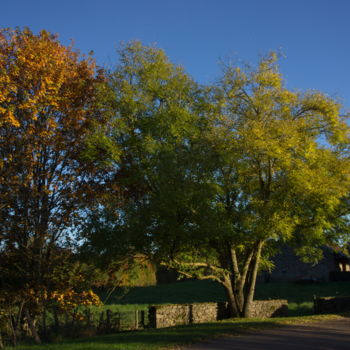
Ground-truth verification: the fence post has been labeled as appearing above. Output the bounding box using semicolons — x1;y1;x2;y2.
116;312;121;332
313;294;318;314
140;310;145;328
53;307;60;331
85;308;91;327
135;310;138;329
106;310;112;332
99;310;104;331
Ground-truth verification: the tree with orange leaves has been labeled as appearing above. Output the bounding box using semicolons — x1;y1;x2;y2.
0;28;111;343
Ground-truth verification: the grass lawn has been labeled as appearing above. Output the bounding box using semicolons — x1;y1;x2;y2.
255;280;350;315
9;281;350;349
13;314;345;350
102;280;226;306
106;279;350;316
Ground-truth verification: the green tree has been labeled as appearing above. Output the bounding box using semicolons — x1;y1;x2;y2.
84;44;350;318
164;53;350;317
79;41;204;263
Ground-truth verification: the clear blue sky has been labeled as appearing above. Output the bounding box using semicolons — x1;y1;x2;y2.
2;0;350;109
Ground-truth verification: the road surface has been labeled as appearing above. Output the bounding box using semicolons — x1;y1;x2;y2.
181;319;350;350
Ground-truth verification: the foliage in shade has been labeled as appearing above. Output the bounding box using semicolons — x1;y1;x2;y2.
0;28;110;345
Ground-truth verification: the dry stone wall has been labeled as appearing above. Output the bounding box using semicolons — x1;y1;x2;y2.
149;300;288;328
314;296;350;314
148;303;218;328
149;304;189;328
249;300;288;318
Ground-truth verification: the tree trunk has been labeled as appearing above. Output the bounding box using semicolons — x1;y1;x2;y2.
228;244;255;318
16;300;25;334
53;307;60;331
0;331;4;349
232;279;245;317
40;305;47;339
243;241;263;317
223;282;239;317
24;308;41;344
8;311;17;347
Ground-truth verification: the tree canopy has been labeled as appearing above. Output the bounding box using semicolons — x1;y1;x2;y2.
96;47;350;317
0;28;108;343
168;53;350;316
1;31;350;346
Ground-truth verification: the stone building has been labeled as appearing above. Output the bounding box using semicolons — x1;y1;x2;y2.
260;245;350;283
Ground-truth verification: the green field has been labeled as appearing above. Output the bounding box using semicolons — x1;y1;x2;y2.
106;279;350;316
8;280;350;349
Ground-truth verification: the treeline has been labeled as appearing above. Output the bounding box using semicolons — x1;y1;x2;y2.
1;28;350;346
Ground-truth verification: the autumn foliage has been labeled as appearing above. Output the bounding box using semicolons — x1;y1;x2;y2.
0;28;107;344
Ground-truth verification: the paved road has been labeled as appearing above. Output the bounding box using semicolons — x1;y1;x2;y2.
181;319;350;350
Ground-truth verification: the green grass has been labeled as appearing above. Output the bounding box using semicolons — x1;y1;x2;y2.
107;280;350;305
103;279;350;316
255;281;350;315
8;280;350;349
104;280;227;305
255;281;350;302
88;304;148;313
12;314;346;350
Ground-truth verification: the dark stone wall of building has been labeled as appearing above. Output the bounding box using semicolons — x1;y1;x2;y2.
259;246;339;283
314;296;350;314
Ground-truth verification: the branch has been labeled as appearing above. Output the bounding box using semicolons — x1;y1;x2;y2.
239;248;254;288
171;259;225;273
176;269;224;285
230;246;240;278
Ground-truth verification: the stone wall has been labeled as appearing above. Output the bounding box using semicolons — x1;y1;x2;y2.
149;300;288;328
191;303;218;323
148;304;188;328
148;303;218;328
218;300;288;319
249;300;288;318
314;296;350;314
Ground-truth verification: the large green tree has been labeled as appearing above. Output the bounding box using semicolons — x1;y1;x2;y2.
84;45;350;318
164;53;350;317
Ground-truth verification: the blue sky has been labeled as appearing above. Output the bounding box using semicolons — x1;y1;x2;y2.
2;0;350;109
